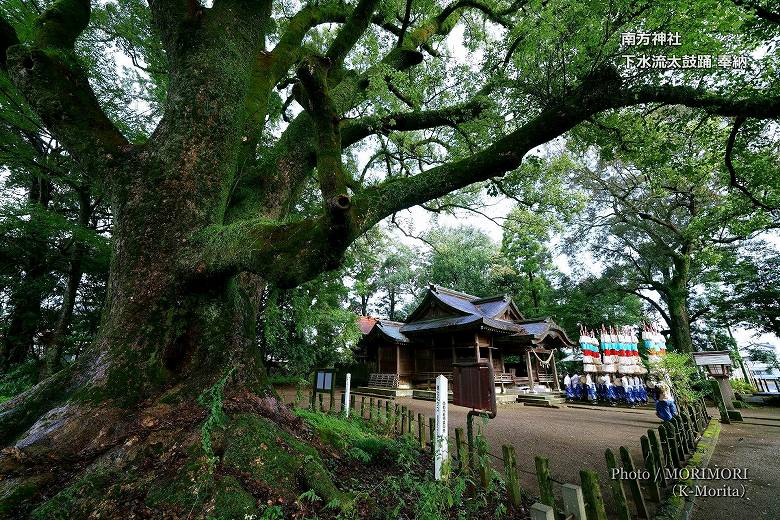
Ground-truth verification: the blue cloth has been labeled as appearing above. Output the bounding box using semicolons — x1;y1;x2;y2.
606;385;617;401
638;385;648;403
656;399;677;421
565;385;575;399
587;385;597;401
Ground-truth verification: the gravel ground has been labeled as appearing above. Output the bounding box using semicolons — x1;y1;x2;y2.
692;407;780;520
393;397;659;508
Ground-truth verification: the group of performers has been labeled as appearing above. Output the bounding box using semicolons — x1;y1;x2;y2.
579;325;646;374
564;324;668;406
564;373;649;406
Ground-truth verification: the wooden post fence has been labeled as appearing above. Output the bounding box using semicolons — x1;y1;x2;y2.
455;427;468;471
619;446;648;519
641;435;661;502
580;469;608;520
647;429;666;485
535;456;555;508
604;448;631;520
502;445;522;508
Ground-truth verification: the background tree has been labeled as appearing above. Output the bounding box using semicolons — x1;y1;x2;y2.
565;109;778;352
0;75;110;373
707;245;780;338
419;225;498;297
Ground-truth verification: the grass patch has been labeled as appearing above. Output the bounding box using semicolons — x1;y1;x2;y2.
294;409;396;463
0;359;38;403
268;374;311;386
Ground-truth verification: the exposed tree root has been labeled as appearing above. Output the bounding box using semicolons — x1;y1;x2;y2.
0;388;344;519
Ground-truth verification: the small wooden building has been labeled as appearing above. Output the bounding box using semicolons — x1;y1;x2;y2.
356;285;575;391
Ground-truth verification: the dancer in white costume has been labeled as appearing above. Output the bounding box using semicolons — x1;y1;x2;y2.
585;373;596;402
564;374;573;401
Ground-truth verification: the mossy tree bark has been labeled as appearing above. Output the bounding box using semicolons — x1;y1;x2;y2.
0;0;779;516
663;261;695;354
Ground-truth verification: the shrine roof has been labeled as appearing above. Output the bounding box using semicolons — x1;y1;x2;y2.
357;285;575;347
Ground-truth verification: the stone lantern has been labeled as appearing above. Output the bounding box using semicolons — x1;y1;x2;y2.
692;351;743;423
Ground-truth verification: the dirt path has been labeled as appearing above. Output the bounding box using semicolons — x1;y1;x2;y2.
393;397;659;499
691;408;780;520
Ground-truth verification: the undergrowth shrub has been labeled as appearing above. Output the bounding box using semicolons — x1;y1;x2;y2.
0;359;38;403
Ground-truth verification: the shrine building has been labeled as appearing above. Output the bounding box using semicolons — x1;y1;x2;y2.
356;285;575;393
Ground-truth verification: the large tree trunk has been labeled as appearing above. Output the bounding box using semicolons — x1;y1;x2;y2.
663;255;694;353
0;6;329;511
0;155;338;516
666;292;694;353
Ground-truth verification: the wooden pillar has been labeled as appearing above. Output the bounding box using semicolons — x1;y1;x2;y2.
527;350;535;391
396;344;400;376
551;348;560;391
488;343;494;368
474;332;480;361
451;334;456;364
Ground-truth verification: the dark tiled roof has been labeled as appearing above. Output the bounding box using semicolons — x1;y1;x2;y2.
375;320;409;343
474;299;510;318
358;317;410;343
515;317;576;347
358;286;574;347
428;285;512;319
430;288;483;315
400;315;524;334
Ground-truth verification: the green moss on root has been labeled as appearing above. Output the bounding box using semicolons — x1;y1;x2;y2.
221;413;341;502
30;469;115;520
210;476;258;519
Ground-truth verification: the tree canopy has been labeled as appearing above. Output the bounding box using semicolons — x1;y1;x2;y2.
0;0;779;516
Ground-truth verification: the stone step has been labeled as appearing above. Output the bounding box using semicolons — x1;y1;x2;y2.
516;394;562;402
522;400;562;409
353;387;413;398
516;393;565;408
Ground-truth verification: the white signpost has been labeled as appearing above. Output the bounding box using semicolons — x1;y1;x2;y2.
344;373;351;418
434;374;449;480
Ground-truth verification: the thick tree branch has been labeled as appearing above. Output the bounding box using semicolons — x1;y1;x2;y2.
724;115;776;212
295;56;351;221
2;1;129;174
340;97;490;146
230;0;475;218
185;216;355;288
622;85;780;119
352;79;780;233
326;0;380;72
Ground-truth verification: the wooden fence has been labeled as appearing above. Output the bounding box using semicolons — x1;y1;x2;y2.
310;393;712;520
